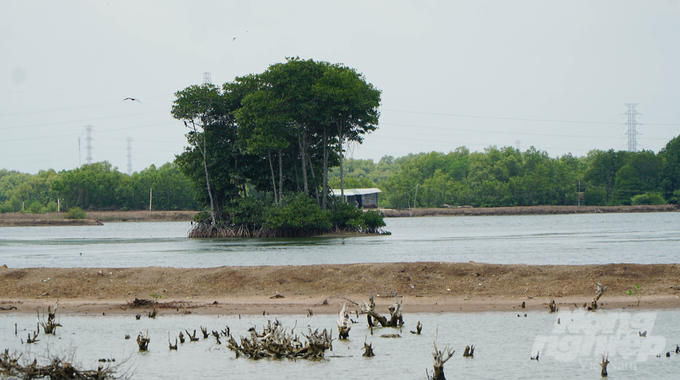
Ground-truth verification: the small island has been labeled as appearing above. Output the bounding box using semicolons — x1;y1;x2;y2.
171;58;387;238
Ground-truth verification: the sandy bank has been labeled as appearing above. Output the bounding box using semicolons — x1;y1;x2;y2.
2;262;679;315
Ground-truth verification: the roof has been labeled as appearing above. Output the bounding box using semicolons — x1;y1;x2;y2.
330;188;382;196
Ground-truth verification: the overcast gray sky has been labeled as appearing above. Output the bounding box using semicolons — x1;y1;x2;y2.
2;0;679;174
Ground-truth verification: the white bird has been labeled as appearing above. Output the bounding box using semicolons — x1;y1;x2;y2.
123;98;141;103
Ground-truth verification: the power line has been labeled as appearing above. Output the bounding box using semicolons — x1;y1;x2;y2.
382;108;680;126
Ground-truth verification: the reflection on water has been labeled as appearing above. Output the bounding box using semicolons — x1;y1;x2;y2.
1;310;679;379
0;212;679;268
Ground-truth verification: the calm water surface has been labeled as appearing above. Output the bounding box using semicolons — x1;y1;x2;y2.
0;212;679;268
1;310;679;379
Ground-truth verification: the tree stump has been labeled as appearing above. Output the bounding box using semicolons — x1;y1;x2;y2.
362;340;375;357
137;330;150;351
427;336;454;380
360;295;404;327
337;303;351;340
411;321;423;335
590;283;607;311
463;345;475;357
600;352;610;376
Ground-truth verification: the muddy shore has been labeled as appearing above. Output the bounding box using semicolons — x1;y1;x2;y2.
0;205;676;227
2;262;679;316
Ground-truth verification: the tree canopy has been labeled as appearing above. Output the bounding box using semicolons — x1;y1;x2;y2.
171;58;383;237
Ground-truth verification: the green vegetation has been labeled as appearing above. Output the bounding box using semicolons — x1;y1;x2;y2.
173;58;386;237
63;207;86;219
626;283;643;307
0;162;199;213
326;135;680;209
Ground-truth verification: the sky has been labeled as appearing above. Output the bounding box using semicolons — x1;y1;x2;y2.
2;0;680;174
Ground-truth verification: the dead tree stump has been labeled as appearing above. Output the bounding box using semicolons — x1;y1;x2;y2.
590;283;607;311
463;345;475;357
360;295;404;328
600;352;610;376
137;330;150;351
411;321;423;335
547;299;558;313
38;300;61;334
362;339;375;357
427;335;454;380
337;303;351;340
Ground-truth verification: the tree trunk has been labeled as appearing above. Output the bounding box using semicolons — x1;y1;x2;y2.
322;126;329;210
268;150;278;203
299;131;309;195
200;133;217;225
278;150;283;202
337;121;345;203
307;152;320;205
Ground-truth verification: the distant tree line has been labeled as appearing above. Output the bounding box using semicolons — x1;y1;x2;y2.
328;134;680;209
0;162;199;213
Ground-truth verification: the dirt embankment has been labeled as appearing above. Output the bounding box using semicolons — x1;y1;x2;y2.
381;204;678;217
0;210;198;226
1;262;679;315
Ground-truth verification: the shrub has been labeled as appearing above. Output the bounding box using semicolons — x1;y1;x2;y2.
64;207;86;219
631;192;666;205
361;210;386;232
329;202;364;230
46;201;58;213
28;201;44;214
264;193;331;235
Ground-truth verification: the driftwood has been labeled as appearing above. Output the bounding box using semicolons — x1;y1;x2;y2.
360;295;403;327
227;320;333;360
463;345;475;357
0;349;120;380
600;352;610;376
589;283;607;311
136;330;150;351
337;303;351;339
427;334;454;380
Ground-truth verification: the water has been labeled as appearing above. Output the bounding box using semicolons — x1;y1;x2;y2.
1;212;679;268
1;310;679;379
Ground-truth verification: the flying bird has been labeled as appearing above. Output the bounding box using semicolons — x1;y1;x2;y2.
123;98;141;103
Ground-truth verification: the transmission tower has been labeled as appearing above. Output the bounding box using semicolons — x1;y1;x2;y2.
624;103;640;152
84;125;94;164
126;137;133;175
203;72;212;85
